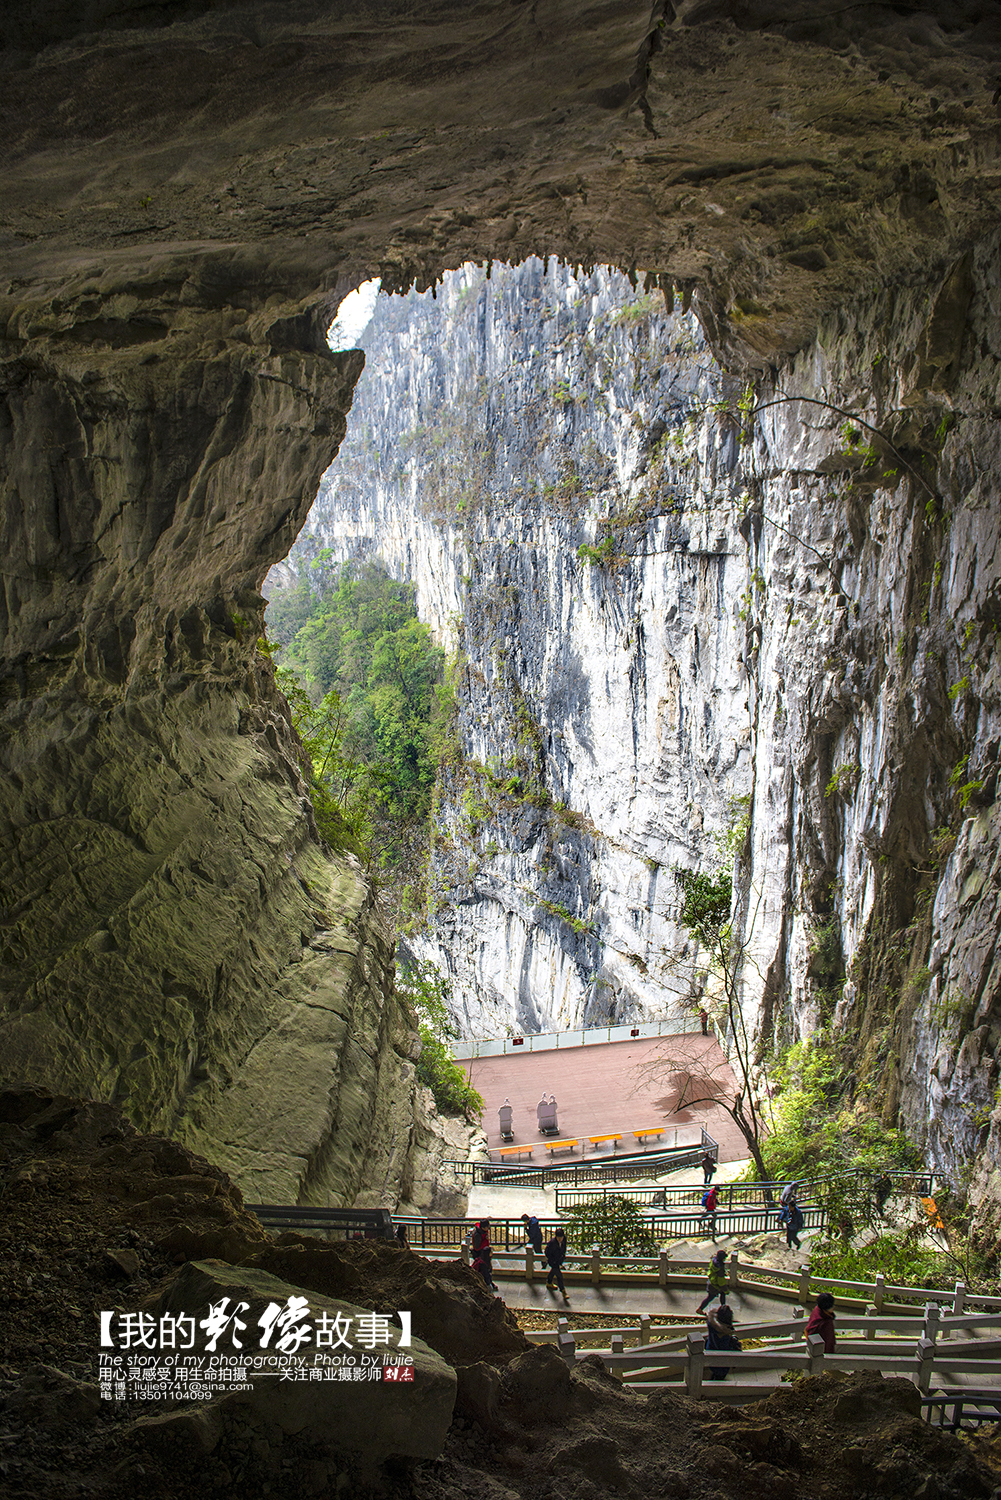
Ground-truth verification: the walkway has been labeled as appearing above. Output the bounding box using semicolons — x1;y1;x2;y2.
467;1159;752;1219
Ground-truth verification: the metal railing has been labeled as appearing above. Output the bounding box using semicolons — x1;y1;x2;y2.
392;1205;826;1253
445;1128;718;1189
553;1168;937;1214
453;1014;702;1060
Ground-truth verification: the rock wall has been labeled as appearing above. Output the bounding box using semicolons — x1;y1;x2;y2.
0;266;473;1208
736;230;1001;1224
276;262;754;1037
279;237;1001;1212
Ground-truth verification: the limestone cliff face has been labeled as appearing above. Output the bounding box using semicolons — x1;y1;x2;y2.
276;262;753;1037
0;272;465;1208
734;230;1001;1227
280;237;1001;1216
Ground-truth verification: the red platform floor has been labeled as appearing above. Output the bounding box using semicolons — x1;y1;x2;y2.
466;1033;749;1165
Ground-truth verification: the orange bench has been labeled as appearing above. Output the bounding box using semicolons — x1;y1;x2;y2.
544;1139;579;1157
588;1133;623;1150
632;1127;665;1144
497;1144;533;1160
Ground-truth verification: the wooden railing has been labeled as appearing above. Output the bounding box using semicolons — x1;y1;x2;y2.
536;1301;1001;1419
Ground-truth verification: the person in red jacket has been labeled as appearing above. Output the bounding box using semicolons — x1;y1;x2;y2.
806;1292;836;1352
700;1183;719;1243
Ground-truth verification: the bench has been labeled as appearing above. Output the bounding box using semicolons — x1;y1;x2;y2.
544;1139;579;1157
632;1127;665;1144
589;1133;623;1150
497;1144;533;1160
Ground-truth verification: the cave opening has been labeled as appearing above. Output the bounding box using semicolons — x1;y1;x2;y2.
266;256;760;1060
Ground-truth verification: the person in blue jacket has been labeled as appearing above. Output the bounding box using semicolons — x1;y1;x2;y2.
521;1213;543;1254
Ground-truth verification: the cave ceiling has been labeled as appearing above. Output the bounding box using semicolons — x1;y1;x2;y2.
2;0;1001;366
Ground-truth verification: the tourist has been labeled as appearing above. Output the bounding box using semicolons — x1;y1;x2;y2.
705;1304;741;1380
806;1292;836;1352
545;1226;570;1303
701;1150;716;1187
471;1219;498;1291
700;1182;719;1242
521;1212;543;1254
785;1195;804;1251
700;1007;709;1036
696;1248;728;1312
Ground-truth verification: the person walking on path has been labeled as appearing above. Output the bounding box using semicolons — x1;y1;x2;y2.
807;1292;836;1352
705;1304;741;1381
785;1196;804;1251
521;1213;543;1254
696;1249;728;1312
545;1226;570;1303
700;1007;709;1036
471;1219;498;1292
701;1150;717;1187
700;1183;719;1241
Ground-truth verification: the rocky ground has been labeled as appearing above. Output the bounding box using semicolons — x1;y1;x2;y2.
1;1085;1000;1500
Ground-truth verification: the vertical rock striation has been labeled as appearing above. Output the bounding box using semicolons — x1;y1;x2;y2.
280;237;1001;1213
275;262;755;1037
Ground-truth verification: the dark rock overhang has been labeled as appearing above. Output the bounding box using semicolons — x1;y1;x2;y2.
1;1;1000;366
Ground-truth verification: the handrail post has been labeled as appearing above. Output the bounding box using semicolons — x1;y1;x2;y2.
590;1247;602;1285
526;1246;534;1283
873;1272;885;1313
806;1332;825;1375
923;1302;940;1345
658;1248;670;1287
558;1329;576;1366
864;1302;877;1340
685;1333;705;1398
610;1332;624;1381
798;1264;811;1303
791;1306;805;1342
640;1315;651;1346
950;1281;966;1342
461;1242;470;1267
916;1335;934;1394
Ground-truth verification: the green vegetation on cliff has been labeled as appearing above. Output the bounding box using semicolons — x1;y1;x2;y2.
269;562;447;897
396;960;483;1119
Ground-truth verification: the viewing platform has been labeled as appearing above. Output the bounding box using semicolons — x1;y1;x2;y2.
464;1027;748;1167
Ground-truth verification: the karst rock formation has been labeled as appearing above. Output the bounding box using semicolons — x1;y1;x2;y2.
3;1;1001;1217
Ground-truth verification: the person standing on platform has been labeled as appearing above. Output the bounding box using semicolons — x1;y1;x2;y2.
701;1150;716;1187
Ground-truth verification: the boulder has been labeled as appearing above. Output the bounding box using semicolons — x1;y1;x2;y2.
153;1259;456;1466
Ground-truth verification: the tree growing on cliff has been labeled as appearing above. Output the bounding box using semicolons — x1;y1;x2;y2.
633;816;773;1186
